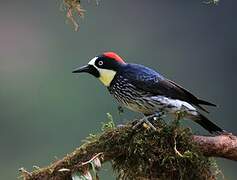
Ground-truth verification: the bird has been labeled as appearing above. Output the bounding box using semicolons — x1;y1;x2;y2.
72;52;224;134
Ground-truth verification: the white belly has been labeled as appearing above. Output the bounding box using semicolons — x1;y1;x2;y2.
119;95;198;116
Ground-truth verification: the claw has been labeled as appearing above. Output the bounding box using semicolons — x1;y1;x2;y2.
132;112;166;131
147;112;165;122
132;118;145;130
132;116;157;131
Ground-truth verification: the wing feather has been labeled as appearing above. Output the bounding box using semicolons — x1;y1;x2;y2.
122;64;215;112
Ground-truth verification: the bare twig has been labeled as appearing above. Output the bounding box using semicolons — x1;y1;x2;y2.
78;152;103;167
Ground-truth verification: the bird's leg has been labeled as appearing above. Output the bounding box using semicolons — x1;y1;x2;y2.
132;118;146;130
132;112;165;131
132;117;157;131
142;117;157;131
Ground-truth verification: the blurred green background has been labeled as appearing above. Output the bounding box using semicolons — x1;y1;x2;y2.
0;0;236;179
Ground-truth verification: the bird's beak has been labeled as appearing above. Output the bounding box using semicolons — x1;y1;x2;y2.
72;64;100;77
72;65;90;73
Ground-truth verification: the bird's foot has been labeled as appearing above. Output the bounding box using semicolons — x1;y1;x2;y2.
143;117;157;131
132;118;145;130
132;112;165;131
146;112;165;122
132;116;158;131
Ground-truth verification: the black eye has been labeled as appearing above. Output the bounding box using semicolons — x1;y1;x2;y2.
98;60;103;66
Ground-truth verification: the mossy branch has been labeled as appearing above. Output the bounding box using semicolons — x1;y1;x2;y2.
19;118;236;180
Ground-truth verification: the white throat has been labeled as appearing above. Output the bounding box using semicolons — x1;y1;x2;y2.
88;57;116;87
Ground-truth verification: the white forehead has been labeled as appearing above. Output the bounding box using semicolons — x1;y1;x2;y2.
88;57;98;65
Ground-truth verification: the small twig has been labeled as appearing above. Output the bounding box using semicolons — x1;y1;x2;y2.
78;152;103;167
19;168;32;179
174;132;183;157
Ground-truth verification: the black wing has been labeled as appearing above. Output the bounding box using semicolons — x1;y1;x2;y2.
122;64;216;112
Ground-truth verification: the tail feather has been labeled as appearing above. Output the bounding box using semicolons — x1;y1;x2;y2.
196;104;209;113
197;99;217;107
190;113;224;134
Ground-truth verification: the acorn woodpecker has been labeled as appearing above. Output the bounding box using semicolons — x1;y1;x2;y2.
73;52;224;134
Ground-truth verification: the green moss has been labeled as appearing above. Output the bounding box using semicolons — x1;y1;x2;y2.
20;116;220;180
101;113;115;131
103;119;219;179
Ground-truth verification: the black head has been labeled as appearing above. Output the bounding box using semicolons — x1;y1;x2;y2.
72;52;126;86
